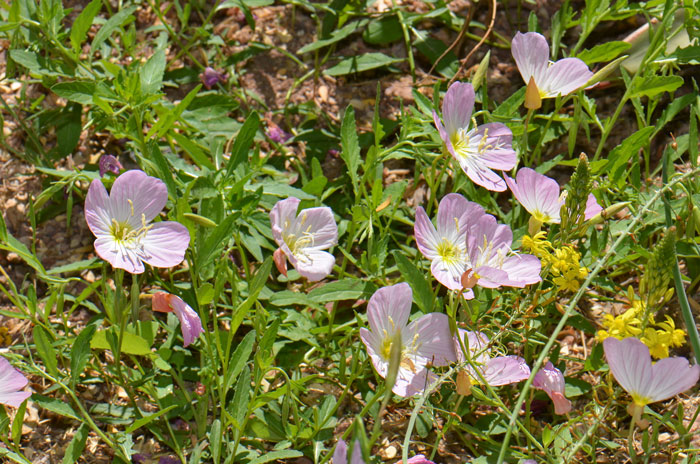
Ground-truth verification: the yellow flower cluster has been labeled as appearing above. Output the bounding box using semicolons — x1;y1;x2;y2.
596;289;686;359
521;234;588;293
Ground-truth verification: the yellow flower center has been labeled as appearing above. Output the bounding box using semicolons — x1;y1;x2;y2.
436;239;461;265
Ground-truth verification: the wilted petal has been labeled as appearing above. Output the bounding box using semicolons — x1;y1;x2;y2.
533;362;572;414
511;32;550;89
442;82;475;136
153;292;203;347
99;155;123;177
0;357;30;408
540;57;593;98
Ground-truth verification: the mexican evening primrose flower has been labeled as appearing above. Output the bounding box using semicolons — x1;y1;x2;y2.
433;82;516;191
414;193;485;296
85;170;190;274
152;292;204;347
532;362;572;414
511;32;593;109
270;197;338;281
504;168;602;228
0;356;31;407
360;283;456;397
603;337;700;422
453;329;530;389
462;214;542;296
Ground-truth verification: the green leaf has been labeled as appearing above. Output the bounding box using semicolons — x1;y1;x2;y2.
170;131;214;170
61;424;89;464
630;75;683;99
47;258;99;275
226;111;260;176
308;279;375;303
70;325;96;387
150;84;202;138
576;41;630;65
90;6;137;57
11;400;26;446
340;106;360;192
230;366;251;429
31;395;81;421
56;103;82;158
298;19;368;54
51;82;95;105
224;330;256;392
392;251;433;313
146;141;178;200
248;451;304;464
414;35;458;79
196;214;236;270
324;53;402;76
230;257;272;335
363;16;402;45
91;330;151;356
140;49;166;96
70;0;101;52
608;125;655;185
125;405;176;434
33;326;58;377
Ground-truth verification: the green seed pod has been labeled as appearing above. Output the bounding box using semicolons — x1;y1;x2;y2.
183;213;217;228
586;201;631;225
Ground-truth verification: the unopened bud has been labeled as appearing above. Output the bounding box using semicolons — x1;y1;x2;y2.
456;369;472;396
183;213;217;228
586;201;631;225
461;269;479;290
273;248;288;277
525;76;542;110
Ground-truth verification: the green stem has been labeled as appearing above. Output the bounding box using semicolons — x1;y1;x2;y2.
662;152;700;363
496;166;700;464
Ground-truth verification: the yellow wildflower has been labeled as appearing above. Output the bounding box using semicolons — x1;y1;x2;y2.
595;308;642;342
521;231;552;258
641;328;671;359
656;316;685;348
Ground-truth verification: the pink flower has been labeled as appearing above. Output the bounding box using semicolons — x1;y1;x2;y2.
511;32;593;99
463;215;541;294
414;194;486;296
99;155;123;177
85;170;190;274
333;439;363;464
404;456;436;464
152;292;204;347
0;356;31;407
199;67;228;89
454;329;530;386
360;283;456;397
504;168;602;224
270;197;337;281
603;337;700;407
433;82;516;191
532;362;572;415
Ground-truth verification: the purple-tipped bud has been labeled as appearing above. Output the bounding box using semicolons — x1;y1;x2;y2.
99;155;123;177
267;124;292;144
199;67;228;89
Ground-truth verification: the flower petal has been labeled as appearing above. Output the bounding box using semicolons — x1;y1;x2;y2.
0;357;30;408
430;259;466;291
483;356;530;386
366;283;412;337
414;206;440;260
294;249;335;281
170;295;204;347
502;254;542;287
109;170;168;225
93;236;145;274
294;206;338;250
442;82;475;135
511;32;550;89
85;179;113;236
393;365;435;397
333;440;348;464
270;197;300;246
406;313;457;366
540;57;593;97
506;168;562;222
141;222;191;269
437;193;484;237
646;356;700;403
469;123;517;171
584;193;603;220
603;337;652;399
